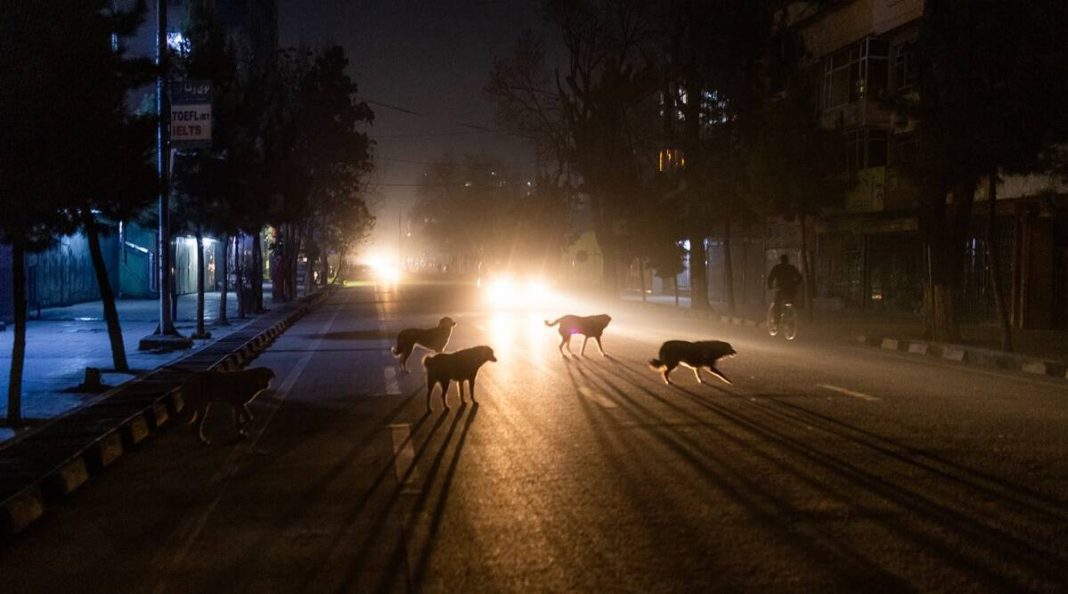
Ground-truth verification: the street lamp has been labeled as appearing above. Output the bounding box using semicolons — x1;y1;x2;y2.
139;0;191;351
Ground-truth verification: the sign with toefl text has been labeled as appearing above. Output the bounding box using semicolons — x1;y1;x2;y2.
170;80;212;149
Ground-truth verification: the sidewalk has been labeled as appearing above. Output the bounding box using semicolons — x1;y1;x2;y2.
621;291;1068;378
0;290;277;442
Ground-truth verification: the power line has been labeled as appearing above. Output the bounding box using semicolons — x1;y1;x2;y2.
377;156;539;166
359;95;530;139
372;130;502;139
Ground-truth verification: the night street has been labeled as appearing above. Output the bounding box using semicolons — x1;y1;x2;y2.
3;282;1066;593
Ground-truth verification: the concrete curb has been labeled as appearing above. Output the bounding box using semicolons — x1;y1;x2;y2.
855;334;1067;380
0;288;332;537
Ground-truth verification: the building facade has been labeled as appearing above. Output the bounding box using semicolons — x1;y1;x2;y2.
626;0;1067;328
795;0;1067;328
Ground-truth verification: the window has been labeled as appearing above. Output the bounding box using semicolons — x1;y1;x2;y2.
893;40;918;91
658;148;685;172
823;37;889;109
846;129;889;171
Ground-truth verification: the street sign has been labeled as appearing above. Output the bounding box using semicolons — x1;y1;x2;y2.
170;80;212;149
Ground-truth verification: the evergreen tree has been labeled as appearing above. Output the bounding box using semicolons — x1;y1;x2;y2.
900;0;1068;344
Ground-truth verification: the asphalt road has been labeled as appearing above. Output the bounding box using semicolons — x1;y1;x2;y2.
3;282;1067;593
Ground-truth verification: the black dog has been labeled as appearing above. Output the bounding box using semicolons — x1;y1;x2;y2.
545;314;612;357
180;367;276;445
391;316;456;372
648;340;736;386
423;345;497;411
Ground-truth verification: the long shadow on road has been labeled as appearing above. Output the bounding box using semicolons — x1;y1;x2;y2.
567;358;912;592
586;356;1067;591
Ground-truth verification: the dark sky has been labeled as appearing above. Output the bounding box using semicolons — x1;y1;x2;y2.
278;0;552;234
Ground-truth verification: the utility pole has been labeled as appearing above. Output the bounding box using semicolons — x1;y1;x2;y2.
140;0;191;351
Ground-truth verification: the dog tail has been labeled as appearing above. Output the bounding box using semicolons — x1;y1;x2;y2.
648;359;666;371
544;317;562;327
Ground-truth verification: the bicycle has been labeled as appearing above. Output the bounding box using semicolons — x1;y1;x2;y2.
766;300;798;341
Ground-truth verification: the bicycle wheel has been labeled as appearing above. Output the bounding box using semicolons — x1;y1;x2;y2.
782;305;798;340
766;302;779;336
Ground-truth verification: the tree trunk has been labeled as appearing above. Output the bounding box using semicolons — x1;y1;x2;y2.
235;234;246;319
290;226;304;300
193;227;207;338
217;233;229;325
6;244;26;426
639;258;647;302
722;215;736;315
283;225;298;301
690;237;709;310
253;231;264;312
921;182;970;343
85;214;128;371
928;281;957;342
170;238;179;323
334;252;347;285
673;274;680;307
319;248;331;287
800;215;814;322
986;174;1013;352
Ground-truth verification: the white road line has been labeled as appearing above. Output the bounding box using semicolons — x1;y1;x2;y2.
578;385;618;408
388;423;421;493
150;290;348;593
382;366;402;396
817;383;881;402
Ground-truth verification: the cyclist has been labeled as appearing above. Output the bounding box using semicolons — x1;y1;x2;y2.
767;254;803;330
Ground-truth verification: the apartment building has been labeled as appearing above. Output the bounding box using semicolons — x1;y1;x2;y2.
796;0;1067;328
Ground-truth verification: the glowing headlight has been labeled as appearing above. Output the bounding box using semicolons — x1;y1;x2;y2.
377;265;401;284
484;275;551;308
486;276;517;302
366;256;401;284
524;278;550;300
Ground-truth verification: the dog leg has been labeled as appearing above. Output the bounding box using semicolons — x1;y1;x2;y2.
595;336;606;357
459;380;466;404
580;336;589;356
399;349;411;374
441;380;451;410
558;335;569;356
237;404;253;436
425;382;435;413
693;367;705;384
197;405;211;445
708;367;733;385
469;377;477;403
663;364;677;386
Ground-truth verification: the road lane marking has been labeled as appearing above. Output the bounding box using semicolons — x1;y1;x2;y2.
578;385;617;408
150;290;349;593
817;383;880;402
389;423;421;493
382;366;402;396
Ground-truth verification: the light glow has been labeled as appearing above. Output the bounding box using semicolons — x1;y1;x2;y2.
484;274;554;310
364;254;402;285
